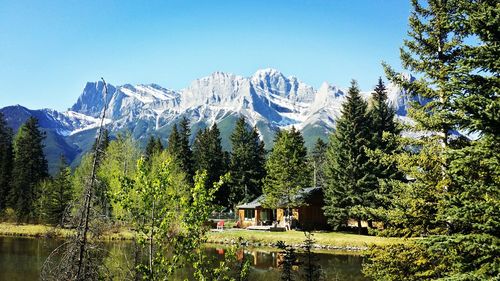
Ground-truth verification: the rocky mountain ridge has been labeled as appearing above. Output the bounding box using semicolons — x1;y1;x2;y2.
1;68;414;173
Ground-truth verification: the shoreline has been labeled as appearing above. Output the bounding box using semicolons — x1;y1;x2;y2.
0;223;407;252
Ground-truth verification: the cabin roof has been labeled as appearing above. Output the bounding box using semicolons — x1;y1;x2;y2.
236;187;322;209
236;195;264;209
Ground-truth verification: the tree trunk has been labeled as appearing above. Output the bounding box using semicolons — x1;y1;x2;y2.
357;219;362;234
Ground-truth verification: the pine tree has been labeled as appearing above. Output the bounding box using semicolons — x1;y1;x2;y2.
91;128;110;166
366;78;404;227
46;155;72;225
228;117;266;206
263;127;310;215
144;136;163;163
192;124;228;206
365;1;499;279
384;0;461;146
0;112;13;212
168;118;194;179
167;124;181;154
10;117;48;222
323;80;375;232
155;137;163;152
436;0;500;237
369;78;399;150
380;0;466;235
310;138;327;188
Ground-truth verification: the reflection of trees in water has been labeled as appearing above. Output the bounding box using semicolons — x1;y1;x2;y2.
0;237;366;281
228;247;366;281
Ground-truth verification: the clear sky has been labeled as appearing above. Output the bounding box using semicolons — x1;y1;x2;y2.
0;0;411;111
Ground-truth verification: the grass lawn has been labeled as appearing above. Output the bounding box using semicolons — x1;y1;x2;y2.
0;222;134;240
0;222;408;249
0;223;72;238
207;228;408;248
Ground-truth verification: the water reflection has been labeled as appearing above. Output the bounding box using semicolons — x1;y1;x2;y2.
0;237;366;280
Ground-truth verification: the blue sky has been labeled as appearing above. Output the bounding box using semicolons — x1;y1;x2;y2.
0;0;411;111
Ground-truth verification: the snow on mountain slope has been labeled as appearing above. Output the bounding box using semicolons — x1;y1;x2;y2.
66;68;414;139
3;68;415;146
0;69;421;172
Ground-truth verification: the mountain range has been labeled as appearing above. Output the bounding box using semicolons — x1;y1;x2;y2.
0;68;414;173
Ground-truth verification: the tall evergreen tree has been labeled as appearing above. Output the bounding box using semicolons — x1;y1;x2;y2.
228;117;266;206
439;0;500;238
144;136;163;163
0;112;13;212
10;117;48;222
366;78;404;227
384;0;461;146
167;124;181;154
91;128;110;166
263;127;310;216
380;0;465;235
192;124;228;206
365;1;499;280
310;138;327;188
47;155;72;225
168;118;194;179
323;80;375;232
369;78;399;149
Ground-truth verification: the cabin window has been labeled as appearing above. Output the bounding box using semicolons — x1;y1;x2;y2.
244;209;255;221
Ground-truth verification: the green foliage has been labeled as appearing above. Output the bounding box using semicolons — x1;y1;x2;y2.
10;117;48;222
365;0;500;280
116;149;242;280
276;240;301;281
192;123;229;207
450;0;499;136
441;135;500;236
144;135;163;163
323;80;375;230
117;151;192;279
379;139;447;237
263;127;310;209
0;112;13;212
228;116;266;205
35;179;53;224
70;153;93;203
301;232;323;281
365;78;405;228
167;119;195;180
385;0;462;142
38;156;73;225
91;128;110;166
310;138;327;189
98;133;141;220
364;234;500;281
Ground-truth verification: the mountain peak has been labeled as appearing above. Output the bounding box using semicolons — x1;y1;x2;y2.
252;68;284;78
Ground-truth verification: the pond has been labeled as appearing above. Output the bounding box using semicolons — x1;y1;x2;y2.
0;236;367;280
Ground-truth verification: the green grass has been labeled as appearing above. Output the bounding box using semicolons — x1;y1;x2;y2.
0;223;134;240
207;229;408;248
0;223;73;238
1;222;408;249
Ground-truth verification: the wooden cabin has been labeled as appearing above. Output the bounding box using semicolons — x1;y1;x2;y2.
236;187;328;230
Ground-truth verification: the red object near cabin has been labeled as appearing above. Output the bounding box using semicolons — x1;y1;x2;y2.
217;220;224;230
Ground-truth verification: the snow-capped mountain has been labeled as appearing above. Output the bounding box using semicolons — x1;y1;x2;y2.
0;68;415;172
68;68;355;134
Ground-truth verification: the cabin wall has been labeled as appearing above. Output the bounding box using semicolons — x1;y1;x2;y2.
297;205;328;230
237;208;262;228
276;209;284;225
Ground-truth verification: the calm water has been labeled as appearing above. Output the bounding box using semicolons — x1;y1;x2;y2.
0;236;367;280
